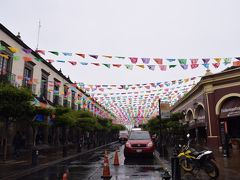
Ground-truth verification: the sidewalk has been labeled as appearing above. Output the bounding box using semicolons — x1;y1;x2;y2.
155;146;240;180
0;142;117;179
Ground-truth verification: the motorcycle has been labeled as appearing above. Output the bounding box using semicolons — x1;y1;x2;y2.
177;134;219;179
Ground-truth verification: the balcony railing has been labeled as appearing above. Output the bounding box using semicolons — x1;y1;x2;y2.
53;96;63;106
0;71;18;87
63;99;70;107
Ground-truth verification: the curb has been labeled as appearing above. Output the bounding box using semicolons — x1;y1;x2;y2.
1;141;118;180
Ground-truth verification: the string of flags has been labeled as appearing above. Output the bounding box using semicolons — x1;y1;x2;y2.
1;45;240;71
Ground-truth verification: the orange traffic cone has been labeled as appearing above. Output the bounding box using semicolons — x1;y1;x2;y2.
113;150;120;166
62;167;69;180
62;172;68;180
101;151;112;179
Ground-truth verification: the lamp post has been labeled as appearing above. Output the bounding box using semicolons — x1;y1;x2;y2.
158;99;163;156
193;102;199;145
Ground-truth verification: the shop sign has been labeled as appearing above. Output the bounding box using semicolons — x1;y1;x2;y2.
160;103;170;119
220;97;240;118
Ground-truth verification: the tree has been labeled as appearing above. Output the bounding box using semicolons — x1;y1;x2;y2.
54;106;77;146
0;84;34;160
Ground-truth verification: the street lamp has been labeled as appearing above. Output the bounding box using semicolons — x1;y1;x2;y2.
158;99;164;156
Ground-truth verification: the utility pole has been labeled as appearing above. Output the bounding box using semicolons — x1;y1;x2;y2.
36;20;41;50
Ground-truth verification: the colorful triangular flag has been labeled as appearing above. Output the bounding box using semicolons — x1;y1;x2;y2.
22;48;32;54
137;65;144;69
141;58;150;64
103;64;111;68
49;51;59;56
125;64;133;70
62;52;72;56
113;64;121;68
80;62;88;65
76;53;85;58
129;57;138;64
214;58;221;64
153;58;163;64
36;49;45;55
212;63;220;68
178;59;187;65
202;58;210;64
8;47;18;53
180;64;188;70
68;61;77;65
89;55;98;59
147;65;155;71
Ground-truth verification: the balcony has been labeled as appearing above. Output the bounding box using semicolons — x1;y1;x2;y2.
63;99;70;108
53;96;62;106
0;71;18;87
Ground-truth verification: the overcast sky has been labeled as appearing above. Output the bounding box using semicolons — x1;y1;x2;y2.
1;0;240;85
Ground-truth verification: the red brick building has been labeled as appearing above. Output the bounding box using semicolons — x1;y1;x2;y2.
171;67;240;149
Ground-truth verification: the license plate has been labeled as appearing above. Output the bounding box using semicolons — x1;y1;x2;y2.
136;149;142;153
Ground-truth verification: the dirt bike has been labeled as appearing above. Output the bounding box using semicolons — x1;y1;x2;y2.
177;134;219;179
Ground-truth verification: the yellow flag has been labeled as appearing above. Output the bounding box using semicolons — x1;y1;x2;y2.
0;53;9;59
214;58;221;64
8;47;18;53
136;65;145;69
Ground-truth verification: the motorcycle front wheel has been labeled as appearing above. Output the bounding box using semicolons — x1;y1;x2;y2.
180;159;194;172
204;160;219;179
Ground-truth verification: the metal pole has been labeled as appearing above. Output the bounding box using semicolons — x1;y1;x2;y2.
158;99;163;156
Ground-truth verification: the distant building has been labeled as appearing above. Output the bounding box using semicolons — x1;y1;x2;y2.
171;67;240;149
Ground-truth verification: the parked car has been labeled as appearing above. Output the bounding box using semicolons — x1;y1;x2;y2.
119;130;129;143
124;130;155;158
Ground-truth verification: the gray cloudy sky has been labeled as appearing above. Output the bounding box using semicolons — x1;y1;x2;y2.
1;0;240;85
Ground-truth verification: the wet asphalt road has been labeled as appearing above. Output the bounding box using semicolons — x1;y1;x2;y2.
19;143;165;180
19;143;240;180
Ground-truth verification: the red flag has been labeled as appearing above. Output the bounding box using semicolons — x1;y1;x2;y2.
68;61;77;65
113;64;121;68
212;63;220;68
23;56;32;62
91;63;100;66
76;53;85;58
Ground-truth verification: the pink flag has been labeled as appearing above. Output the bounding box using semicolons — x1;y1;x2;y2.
129;57;138;64
159;65;167;71
191;64;199;69
153;58;163;64
47;59;54;63
190;59;198;64
36;49;45;55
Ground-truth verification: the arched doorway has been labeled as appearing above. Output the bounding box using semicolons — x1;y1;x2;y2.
219;96;240;149
186;109;195;139
195;104;207;144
